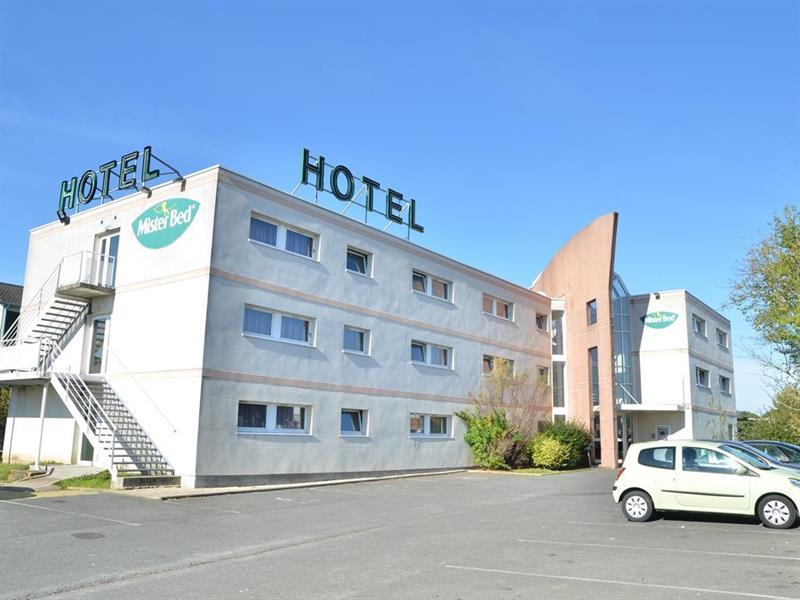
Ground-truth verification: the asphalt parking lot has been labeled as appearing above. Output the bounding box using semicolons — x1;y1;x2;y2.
1;469;798;600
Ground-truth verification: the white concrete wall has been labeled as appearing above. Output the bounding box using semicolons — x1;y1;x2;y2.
2;385;77;464
631;411;687;443
14;168;221;475
193;172;552;482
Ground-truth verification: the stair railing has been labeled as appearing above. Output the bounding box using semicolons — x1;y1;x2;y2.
45;340;118;470
1;264;61;347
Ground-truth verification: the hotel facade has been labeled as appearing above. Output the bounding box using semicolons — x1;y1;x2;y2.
0;163;736;485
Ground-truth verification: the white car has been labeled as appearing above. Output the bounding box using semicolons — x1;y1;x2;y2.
612;440;800;529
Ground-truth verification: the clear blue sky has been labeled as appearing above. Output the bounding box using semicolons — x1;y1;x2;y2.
1;1;797;411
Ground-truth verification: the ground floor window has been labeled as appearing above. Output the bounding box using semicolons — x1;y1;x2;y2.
410;413;451;437
341;409;367;436
237;402;310;434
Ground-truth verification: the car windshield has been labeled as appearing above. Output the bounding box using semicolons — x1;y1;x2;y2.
720;444;772;469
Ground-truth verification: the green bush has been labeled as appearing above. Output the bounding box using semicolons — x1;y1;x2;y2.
530;436;573;469
530;420;592;469
457;409;512;470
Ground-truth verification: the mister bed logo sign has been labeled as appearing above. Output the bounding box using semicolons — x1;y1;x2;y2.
132;198;200;249
641;311;679;329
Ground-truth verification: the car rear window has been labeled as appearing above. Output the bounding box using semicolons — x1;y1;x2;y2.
638;447;675;470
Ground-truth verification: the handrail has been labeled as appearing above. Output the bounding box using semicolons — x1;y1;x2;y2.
616;382;641;404
46;340;119;467
105;346;177;433
1;264;61;346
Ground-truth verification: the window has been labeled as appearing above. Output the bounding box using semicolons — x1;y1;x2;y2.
551;311;564;354
343;326;369;354
695;367;710;388
411;340;452;369
638;447;675;470
719;375;731;394
587;300;598;325
412;270;452;301
588;347;599;405
346;247;370;275
243;306;314;346
341;409;367;436
249;216;277;246
482;294;513;320
682;446;740;475
237;402;310;434
410;413;450;437
692;314;707;337
716;328;728;348
535;313;548;331
538;366;549;384
249;214;317;259
483;355;514;375
554;414;566;423
552;362;565;408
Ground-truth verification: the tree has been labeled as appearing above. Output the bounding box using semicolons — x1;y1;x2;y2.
737;386;800;445
0;386;9;453
730;205;800;384
457;361;551;469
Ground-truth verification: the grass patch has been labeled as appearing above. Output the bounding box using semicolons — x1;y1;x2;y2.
55;470;111;490
510;466;594;476
0;463;29;481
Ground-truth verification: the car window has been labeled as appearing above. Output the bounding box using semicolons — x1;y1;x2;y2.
751;443;788;462
720;444;770;469
682;446;740;475
779;444;800;461
638;447;675;470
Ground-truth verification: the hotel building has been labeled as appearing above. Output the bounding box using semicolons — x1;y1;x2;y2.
0;164;736;484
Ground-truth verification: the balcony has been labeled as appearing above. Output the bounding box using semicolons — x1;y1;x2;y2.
56;251;117;299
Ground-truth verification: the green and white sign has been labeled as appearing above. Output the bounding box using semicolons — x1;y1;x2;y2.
132;198;200;249
641;311;679;329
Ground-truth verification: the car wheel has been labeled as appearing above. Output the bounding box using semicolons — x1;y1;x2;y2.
621;490;654;522
757;495;798;529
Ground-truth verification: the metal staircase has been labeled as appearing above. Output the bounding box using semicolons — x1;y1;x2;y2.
1;251;175;479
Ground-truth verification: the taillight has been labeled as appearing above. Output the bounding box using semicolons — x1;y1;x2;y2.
615;467;625;481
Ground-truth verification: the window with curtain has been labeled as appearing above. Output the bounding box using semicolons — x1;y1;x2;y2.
281;316;310;343
243;307;272;336
238;403;267;429
285;229;313;257
344;327;367;353
249;217;278;246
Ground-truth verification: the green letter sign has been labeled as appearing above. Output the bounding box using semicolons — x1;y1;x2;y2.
132;198;200;249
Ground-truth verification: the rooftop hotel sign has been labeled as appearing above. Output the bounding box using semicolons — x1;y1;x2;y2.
297;148;424;237
56;146;183;224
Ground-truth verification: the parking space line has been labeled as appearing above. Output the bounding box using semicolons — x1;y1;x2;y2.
163;500;241;514
443;565;800;600
0;500;140;526
518;538;800;561
566;520;798;536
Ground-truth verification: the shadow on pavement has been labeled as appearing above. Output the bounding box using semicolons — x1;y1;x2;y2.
0;486;37;500
655;511;763;527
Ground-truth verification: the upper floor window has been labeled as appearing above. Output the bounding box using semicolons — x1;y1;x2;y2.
343;326;370;354
413;270;452;301
538;366;550;384
588;346;599;405
243;306;314;346
587;299;598;325
695;366;710;388
535;313;548;331
716;328;728;348
249;215;317;259
483;354;514;376
692;314;707;337
482;294;513;320
346;247;371;276
411;340;452;369
719;375;731;394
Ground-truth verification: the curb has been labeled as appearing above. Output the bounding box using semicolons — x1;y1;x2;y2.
150;469;469;500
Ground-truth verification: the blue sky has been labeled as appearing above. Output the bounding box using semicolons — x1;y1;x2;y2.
1;1;797;411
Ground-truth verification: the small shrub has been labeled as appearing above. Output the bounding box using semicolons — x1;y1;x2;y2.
530;436;573;469
531;420;592;469
457;409;512;470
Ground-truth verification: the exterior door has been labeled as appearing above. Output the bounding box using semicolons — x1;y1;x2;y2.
95;232;119;287
674;446;750;511
88;317;109;374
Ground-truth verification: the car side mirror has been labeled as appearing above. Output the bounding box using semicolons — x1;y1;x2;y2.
736;465;749;476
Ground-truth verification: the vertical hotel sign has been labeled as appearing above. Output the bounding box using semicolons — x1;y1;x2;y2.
297;148;424;237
